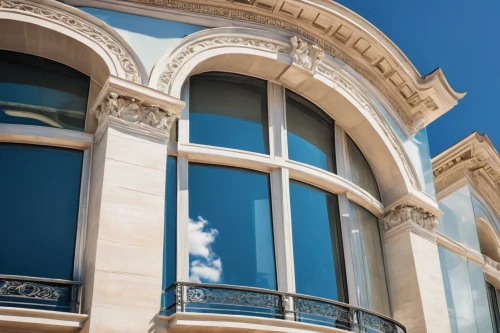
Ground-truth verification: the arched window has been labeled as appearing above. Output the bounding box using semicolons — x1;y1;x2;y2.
0;50;90;131
165;71;392;326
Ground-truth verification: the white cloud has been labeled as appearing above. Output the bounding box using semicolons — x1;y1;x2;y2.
188;216;222;283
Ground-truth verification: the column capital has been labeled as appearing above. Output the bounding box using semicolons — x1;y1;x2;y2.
92;76;185;143
381;204;438;232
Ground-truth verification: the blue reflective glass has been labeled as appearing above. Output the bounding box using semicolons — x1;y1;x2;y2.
164;156;177;289
0;50;90;131
189;73;269;154
0;144;83;280
286;90;335;172
188;164;276;290
290;180;345;301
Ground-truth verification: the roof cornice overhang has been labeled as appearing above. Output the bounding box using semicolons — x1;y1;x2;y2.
65;0;464;134
432;132;500;219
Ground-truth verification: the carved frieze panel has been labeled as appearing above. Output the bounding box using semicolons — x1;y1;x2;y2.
381;205;438;231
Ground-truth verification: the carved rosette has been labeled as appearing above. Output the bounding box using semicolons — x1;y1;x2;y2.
381;205;438;231
290;36;324;73
94;93;176;134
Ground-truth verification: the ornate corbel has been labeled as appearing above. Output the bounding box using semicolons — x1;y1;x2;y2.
381;205;438;231
289;36;324;74
92;76;184;143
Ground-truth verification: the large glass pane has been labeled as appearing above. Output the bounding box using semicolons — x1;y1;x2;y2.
189;72;269;154
346;136;380;199
188;164;276;290
0;50;90;131
164;156;177;288
436;185;481;252
286;90;335;172
290;180;345;301
348;201;390;315
0;144;83;280
468;261;495;333
487;283;500;333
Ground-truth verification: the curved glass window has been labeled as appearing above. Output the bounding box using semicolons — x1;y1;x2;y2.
346;136;380;199
290;180;346;301
286;90;335;172
164;156;177;289
348;202;390;315
0;50;90;131
189;73;269;154
0;144;83;280
188;164;276;290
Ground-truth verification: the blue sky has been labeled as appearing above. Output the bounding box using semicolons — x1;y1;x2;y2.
335;0;500;156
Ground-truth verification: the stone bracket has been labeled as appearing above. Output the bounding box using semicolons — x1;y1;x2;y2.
92;76;185;143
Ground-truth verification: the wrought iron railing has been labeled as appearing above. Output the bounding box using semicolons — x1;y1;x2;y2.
162;282;406;333
0;275;82;313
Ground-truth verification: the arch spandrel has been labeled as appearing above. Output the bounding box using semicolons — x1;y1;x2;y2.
149;27;424;207
0;0;147;85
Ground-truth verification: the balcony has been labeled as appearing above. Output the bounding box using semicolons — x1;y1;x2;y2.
0;275;88;333
160;282;405;333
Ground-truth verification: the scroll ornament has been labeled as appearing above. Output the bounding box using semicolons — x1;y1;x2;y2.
94;93;176;133
381;205;438;231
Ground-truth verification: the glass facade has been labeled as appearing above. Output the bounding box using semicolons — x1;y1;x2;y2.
0;50;90;131
290;180;346;301
189;73;269;154
439;246;495;333
436;185;481;252
0;144;83;280
286;90;335;172
188;164;276;290
348;201;390;315
346;136;380;200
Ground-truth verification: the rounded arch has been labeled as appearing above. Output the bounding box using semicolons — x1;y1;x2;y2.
477;217;500;262
149;27;420;205
0;0;147;85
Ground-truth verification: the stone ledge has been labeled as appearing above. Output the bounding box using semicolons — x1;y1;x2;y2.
0;307;88;333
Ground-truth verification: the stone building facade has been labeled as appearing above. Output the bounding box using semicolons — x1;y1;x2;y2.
0;1;494;333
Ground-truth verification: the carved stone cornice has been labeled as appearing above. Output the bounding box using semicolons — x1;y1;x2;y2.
381;205;438;232
433;132;500;220
0;0;144;83
77;0;465;132
92;76;184;143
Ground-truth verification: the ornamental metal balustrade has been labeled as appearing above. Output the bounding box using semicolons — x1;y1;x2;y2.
161;282;406;333
0;275;82;313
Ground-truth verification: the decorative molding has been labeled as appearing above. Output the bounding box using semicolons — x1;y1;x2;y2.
289;36;323;73
0;0;142;83
94;93;176;133
152;28;421;192
471;169;500;220
158;36;290;93
381;205;438;231
92;76;185;144
110;0;463;132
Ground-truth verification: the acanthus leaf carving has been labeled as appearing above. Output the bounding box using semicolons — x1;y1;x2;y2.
94;93;177;134
0;0;141;83
290;36;324;73
381;205;438;231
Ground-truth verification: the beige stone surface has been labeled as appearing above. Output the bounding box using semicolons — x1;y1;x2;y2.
385;230;451;333
83;121;168;333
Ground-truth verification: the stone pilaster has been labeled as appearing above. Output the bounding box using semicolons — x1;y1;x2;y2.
381;205;451;333
82;76;184;333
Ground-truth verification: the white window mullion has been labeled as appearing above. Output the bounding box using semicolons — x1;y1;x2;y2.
270;168;295;293
176;156;190;282
268;82;287;160
178;80;190;145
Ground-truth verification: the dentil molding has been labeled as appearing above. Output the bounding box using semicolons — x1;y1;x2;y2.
68;0;465;133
